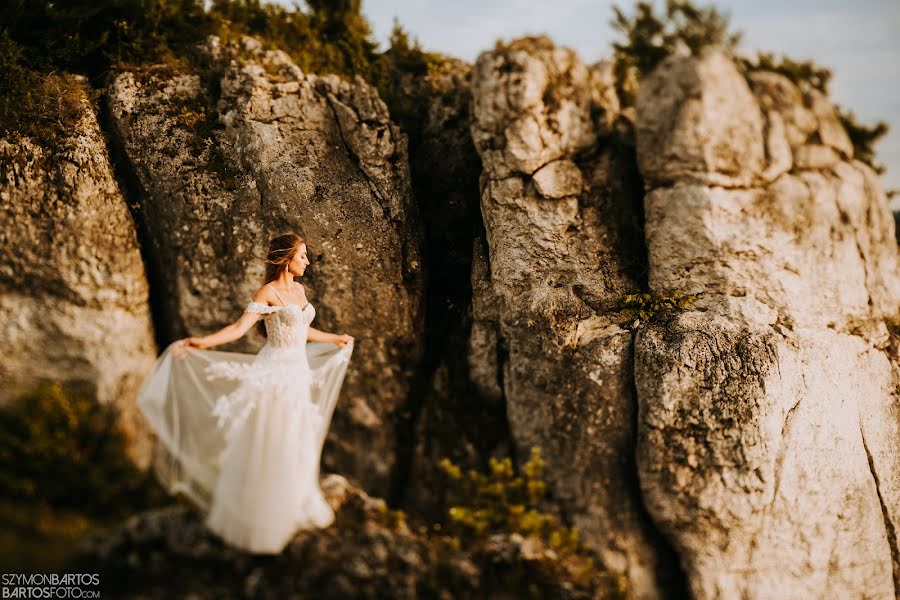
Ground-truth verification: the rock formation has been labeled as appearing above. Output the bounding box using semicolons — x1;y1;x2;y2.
467;36;681;599
380;55;516;514
72;473;617;600
634;47;900;599
4;27;899;600
0;77;157;467
105;36;425;496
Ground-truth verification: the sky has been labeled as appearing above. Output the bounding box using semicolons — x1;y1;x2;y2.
274;0;900;206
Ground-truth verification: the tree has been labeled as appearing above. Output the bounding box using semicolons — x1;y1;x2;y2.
610;0;742;105
837;107;890;175
738;51;832;94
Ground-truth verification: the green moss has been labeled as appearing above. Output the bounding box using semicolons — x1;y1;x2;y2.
617;290;701;322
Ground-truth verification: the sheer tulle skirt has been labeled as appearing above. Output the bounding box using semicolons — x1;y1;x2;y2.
137;339;353;554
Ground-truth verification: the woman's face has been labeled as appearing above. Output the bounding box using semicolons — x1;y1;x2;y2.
289;243;309;276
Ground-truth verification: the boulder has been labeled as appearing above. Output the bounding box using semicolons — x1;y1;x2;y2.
636;48;766;188
636;49;900;599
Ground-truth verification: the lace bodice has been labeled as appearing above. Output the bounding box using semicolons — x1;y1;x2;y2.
245;301;315;348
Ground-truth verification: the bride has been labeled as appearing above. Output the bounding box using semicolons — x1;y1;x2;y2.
137;232;355;554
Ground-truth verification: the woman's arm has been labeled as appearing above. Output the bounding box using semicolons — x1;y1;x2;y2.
308;325;353;347
186;310;261;349
182;287;269;350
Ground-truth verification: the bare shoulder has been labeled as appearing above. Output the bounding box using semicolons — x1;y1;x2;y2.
250;284;274;304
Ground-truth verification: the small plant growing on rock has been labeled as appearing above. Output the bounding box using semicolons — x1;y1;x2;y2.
617;290;701;323
437;447;627;598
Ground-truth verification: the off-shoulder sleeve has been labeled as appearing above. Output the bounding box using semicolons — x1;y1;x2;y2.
244;301;280;315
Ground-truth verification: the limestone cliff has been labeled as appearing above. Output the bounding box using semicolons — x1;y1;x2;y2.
633;47;900;599
105;36;425;496
2;30;898;600
467;37;681;599
0;77;157;467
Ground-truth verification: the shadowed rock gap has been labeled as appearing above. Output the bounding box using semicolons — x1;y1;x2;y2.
626;326;691;600
97;79;186;351
859;419;900;595
382;64;516;513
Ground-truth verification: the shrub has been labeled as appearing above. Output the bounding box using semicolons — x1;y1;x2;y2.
209;0;379;79
0;381;166;518
436;447;627;597
836;107;889;175
0;0;212;78
610;0;741;105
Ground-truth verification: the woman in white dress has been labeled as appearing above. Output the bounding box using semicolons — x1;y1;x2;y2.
136;232;355;554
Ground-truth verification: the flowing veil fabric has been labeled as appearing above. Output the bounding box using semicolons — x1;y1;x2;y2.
136;305;353;553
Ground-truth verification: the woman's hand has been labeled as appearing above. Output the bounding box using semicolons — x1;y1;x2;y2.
334;333;354;348
182;336;209;349
172;336;208;357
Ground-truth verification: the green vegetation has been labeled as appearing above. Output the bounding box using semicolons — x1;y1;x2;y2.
610;0;742;105
433;447;627;598
836;107;890;175
617;290;701;322
313;446;625;598
0;381;168;570
209;0;379;79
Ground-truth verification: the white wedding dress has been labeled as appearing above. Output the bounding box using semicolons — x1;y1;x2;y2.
136;292;354;554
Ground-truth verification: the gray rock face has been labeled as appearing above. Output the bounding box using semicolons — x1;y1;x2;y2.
106;36;425;495
0;77;157;467
469;36;679;599
635;47;900;599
